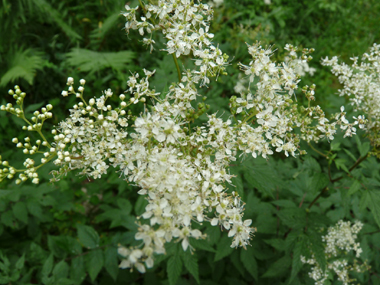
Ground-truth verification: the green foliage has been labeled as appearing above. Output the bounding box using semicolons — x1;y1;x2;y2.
0;48;45;87
66;48;135;76
1;0;380;284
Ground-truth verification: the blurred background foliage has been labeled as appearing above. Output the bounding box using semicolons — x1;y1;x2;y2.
0;0;380;284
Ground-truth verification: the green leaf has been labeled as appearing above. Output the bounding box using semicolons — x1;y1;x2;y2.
214;235;234;262
355;135;370;157
135;195;148;216
53;260;69;279
205;225;221;245
343;148;357;162
289;238;304;284
32;0;82;40
0;48;45;86
230;251;245;277
189;238;216;253
104;247;119;281
244;163;278;198
90;12;120;41
12;201;28;224
271;200;297;208
48;236;82;259
24;102;45;114
181;250;200;284
368;190;380;229
26;199;46;221
308;231;326;272
229;168;244;199
85;249;104;282
42;254;54;277
77;225;100;249
261;255;291;278
334;158;349;173
70;256;86;283
167;254;183;285
117;198;132;215
1;210;15;228
330;141;341;151
263;239;285;251
66;48;135;73
360;190;370;211
303;157;321;173
347;180;361;196
277;208;306;229
15;254;25;270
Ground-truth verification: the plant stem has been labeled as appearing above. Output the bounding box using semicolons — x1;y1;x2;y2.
308;186;328;209
308;142;329;158
172;53;182;82
331;153;369;183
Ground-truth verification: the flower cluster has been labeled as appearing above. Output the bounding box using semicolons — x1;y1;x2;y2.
301;220;369;285
322;43;379;155
0;0;370;276
123;0;228;86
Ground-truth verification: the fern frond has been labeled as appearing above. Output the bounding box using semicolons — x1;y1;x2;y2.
0;48;45;87
65;48;135;73
32;0;82;41
90;12;121;41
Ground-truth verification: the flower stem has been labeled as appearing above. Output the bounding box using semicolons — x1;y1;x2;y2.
172;53;182;82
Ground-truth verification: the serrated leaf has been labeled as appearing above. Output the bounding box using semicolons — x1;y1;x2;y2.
230;251;245;276
167;254;183;285
53;260;69;279
105;246;119;281
90;12;120;41
261;255;291;278
135;195;148;216
214;235;234;262
303;157;321;173
15;254;25;270
229;168;244;199
356;134;370;157
32;0;82;40
70;256;86;282
343;148;357;162
277;208;306;229
360;190;370;211
1;210;15;228
189;238;216;253
77;225;100;249
263;238;285;251
0;48;45;86
86;249;104;282
368;190;380;229
244;164;277;198
330;141;341;151
48;236;82;259
66;48;135;73
289;238;304;284
310;173;329;193
347;180;361;196
308;232;326;272
334;158;349;173
117;198;132;215
205;225;221;245
26;199;45;221
240;246;258;281
42;254;54;277
12;201;28;224
181;250;200;284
